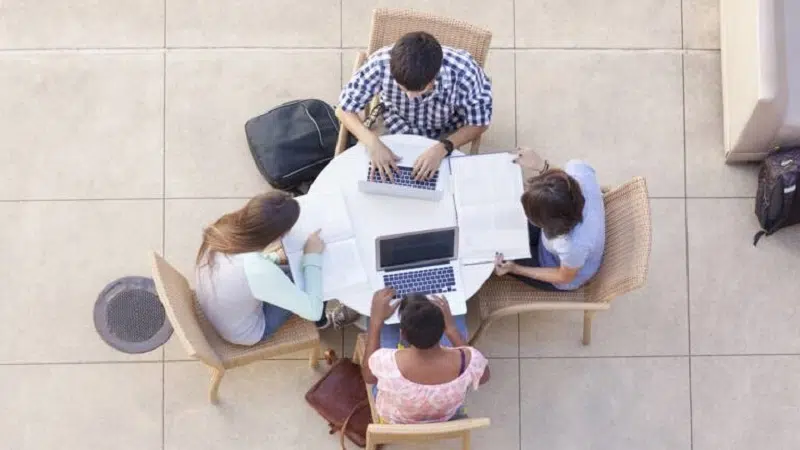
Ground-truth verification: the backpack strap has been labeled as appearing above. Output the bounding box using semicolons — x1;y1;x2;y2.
338;399;369;450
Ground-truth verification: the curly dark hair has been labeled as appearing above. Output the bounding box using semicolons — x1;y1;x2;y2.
399;293;445;349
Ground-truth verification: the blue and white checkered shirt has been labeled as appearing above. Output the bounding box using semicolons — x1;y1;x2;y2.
339;46;493;138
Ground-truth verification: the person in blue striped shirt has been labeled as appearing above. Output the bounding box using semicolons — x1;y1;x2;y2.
338;31;493;181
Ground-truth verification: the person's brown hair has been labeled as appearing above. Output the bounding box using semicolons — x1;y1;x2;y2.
196;192;300;267
390;32;443;91
521;169;585;239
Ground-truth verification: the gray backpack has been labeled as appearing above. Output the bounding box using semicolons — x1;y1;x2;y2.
754;146;800;245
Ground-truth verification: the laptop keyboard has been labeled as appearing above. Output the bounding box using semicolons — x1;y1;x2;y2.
367;166;439;191
383;266;456;298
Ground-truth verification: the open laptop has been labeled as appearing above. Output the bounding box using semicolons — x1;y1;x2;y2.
357;164;444;201
375;227;465;305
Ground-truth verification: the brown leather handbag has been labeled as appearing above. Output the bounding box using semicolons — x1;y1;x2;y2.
305;350;372;448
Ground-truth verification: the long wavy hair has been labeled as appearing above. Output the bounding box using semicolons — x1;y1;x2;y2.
196;192;300;268
521;169;585;239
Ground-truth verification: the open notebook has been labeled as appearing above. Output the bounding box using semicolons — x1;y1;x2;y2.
449;152;531;265
281;190;369;298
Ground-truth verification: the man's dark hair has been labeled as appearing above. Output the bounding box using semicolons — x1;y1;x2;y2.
389;32;443;91
399;293;445;349
521;169;586;239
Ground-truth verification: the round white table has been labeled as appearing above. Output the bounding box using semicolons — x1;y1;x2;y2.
310;134;495;321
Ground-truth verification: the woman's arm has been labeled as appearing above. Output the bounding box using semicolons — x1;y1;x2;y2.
432;298;491;385
243;253;324;322
361;288;399;385
361;319;381;385
509;263;579;285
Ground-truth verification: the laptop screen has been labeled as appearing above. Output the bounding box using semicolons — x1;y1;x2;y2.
378;228;457;271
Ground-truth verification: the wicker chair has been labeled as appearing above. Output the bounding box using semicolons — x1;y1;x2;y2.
150;252;321;403
352;333;490;450
469;177;652;347
334;8;493;156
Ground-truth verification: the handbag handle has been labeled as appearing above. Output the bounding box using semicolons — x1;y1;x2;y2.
338;398;369;450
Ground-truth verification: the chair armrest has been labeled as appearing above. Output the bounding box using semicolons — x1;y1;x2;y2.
335;51;369;156
367;418;491;441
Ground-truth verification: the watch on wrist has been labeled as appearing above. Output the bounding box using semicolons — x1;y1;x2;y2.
439;138;455;156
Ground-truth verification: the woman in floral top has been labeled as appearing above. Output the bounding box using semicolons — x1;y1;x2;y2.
361;289;491;424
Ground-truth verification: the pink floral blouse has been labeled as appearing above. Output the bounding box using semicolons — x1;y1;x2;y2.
368;347;488;424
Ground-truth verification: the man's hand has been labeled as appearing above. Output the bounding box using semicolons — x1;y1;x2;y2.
494;252;516;276
369;288;399;322
430;295;457;333
367;139;401;182
412;143;447;181
513;147;547;172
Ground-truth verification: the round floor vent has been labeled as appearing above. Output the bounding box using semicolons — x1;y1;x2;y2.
94;276;173;354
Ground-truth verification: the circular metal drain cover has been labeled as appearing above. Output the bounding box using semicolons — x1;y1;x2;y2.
94;276;173;354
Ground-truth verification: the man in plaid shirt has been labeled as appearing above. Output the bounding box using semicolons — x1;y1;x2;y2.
338;31;493;181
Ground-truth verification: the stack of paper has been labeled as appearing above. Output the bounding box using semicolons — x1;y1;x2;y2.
281;190;369;298
449;153;531;264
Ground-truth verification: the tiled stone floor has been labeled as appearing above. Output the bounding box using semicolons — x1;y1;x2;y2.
1;1;796;449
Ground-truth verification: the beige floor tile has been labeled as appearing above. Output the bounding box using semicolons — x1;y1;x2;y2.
521;357;691;450
683;0;720;49
165;50;342;198
0;201;162;363
479;50;516;152
685;51;758;197
516;50;684;197
692;355;800;450
0;53;163;200
165;360;340;449
166;0;340;48
688;199;800;354
341;0;515;48
0;0;163;49
0;363;161;449
519;199;688;357
162;198;342;360
464;358;520;449
515;0;681;49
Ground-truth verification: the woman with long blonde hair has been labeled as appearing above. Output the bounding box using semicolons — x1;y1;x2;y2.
195;191;327;346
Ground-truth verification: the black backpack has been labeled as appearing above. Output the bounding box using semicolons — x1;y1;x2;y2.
245;99;354;195
753;146;800;245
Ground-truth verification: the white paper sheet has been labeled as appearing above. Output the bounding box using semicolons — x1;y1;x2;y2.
281;190;354;255
286;240;369;298
282;190;369;299
450;153;531;264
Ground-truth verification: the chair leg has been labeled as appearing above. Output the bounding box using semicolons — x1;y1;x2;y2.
309;345;320;368
353;342;363;366
365;431;377;450
582;310;595;346
208;368;224;404
462;431;471;450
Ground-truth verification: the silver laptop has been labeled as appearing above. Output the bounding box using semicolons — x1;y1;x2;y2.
358;164;444;201
375;227;465;305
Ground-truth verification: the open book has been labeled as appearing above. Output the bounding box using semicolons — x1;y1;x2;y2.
449;153;531;265
281;190;369;298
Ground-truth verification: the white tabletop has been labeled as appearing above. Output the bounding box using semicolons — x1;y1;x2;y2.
310;134;495;318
